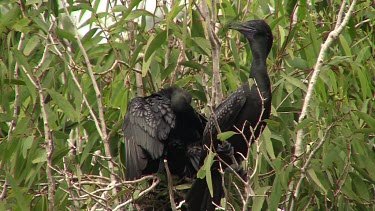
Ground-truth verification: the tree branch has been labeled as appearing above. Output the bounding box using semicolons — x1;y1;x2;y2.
200;0;223;108
61;0;118;199
294;0;357;158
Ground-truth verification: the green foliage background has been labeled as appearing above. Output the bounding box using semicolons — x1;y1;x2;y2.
0;0;374;210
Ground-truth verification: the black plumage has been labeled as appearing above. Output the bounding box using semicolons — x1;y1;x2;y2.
186;20;273;210
123;86;205;180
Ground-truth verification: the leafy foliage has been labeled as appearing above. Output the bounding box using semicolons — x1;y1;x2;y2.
0;0;374;210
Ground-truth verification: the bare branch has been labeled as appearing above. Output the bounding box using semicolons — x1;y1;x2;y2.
294;0;357;158
200;0;223;107
61;1;118;198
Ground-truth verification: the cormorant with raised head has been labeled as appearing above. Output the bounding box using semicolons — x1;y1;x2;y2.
123;86;205;180
186;20;273;210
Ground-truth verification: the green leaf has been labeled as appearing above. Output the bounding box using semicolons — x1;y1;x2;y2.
191;10;205;37
47;89;79;121
6;173;29;210
133;190;141;200
269;175;282;210
307;168;327;193
205;150;215;197
339;35;352;56
125;9;154;21
13;49;32;72
23;36;40;56
191;37;211;56
175;183;191;190
3;79;26;85
179;61;205;70
281;74;307;92
32;153;47;163
350;172;370;201
12;18;31;33
354;111;375;128
217;131;237;141
287;57;310;70
252;186;271;211
142;52;154;77
112;5;128;12
166;4;185;22
144;30;167;61
262;127;275;159
294;117;313;131
22;136;34;159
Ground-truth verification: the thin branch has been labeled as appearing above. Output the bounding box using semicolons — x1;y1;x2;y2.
63;157;80;209
200;0;223;107
61;1;118;199
164;159;177;211
21;16;59;211
47;16;104;142
294;0;357;158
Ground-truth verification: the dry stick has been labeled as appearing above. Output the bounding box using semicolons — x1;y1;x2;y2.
164;160;177;211
294;0;357;158
61;1;118;205
200;0;223;107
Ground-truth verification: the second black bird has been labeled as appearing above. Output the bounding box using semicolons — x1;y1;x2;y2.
123;86;205;180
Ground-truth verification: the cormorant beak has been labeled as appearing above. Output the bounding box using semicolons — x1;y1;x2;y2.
229;22;256;33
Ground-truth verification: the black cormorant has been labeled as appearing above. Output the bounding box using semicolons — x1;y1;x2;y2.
186;20;273;211
123;86;206;180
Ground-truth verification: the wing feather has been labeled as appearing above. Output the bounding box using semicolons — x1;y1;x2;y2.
123;95;176;179
203;87;247;145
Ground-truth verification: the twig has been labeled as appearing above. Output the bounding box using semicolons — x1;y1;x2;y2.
164;159;177;211
63;157;80;209
112;176;160;211
0;179;9;201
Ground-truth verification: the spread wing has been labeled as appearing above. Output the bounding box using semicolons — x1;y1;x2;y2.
203;87;247;147
123;96;176;180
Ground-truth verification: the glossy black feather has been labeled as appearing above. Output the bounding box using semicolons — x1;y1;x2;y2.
123;86;206;180
186;20;273;210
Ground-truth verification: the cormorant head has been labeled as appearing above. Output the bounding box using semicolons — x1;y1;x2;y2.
170;87;192;112
229;20;273;55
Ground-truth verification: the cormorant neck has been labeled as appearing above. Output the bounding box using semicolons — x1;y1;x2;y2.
248;38;269;79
